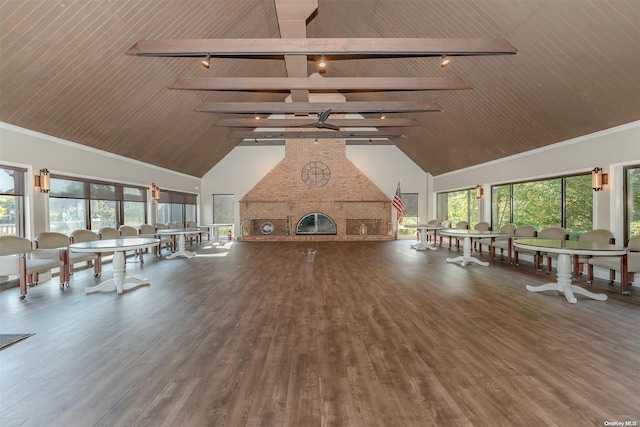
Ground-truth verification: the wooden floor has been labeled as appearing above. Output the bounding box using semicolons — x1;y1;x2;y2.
1;239;639;427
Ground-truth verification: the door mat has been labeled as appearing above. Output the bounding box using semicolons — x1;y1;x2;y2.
0;334;35;350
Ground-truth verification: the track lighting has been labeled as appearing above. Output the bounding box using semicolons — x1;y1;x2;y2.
35;168;50;193
318;54;326;69
379;113;386;120
201;54;211;68
440;54;450;68
254;113;260;120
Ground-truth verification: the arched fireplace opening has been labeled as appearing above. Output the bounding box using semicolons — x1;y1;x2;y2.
296;213;337;235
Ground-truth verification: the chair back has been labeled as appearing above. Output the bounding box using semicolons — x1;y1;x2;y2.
70;229;99;243
138;224;156;235
627;235;640;251
427;219;441;225
474;222;491;231
0;236;32;256
186;221;198;228
98;227;120;240
514;225;537;238
119;225;138;237
155;223;168;230
499;223;517;234
440;220;452;228
0;236;32;276
455;221;469;230
33;232;70;250
578;229;615;244
32;232;70;260
538;226;569;240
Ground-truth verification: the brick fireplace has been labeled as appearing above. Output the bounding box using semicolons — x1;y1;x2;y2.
238;124;393;241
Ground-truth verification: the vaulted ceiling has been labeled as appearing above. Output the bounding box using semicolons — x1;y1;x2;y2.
1;1;638;178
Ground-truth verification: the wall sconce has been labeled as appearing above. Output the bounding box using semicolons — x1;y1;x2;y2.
34;168;50;193
151;182;160;202
475;185;484;199
591;167;608;191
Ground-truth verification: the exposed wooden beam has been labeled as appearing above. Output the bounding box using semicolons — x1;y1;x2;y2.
228;130;405;139
197;102;442;114
216;118;418;127
126;38;517;57
170;77;471;91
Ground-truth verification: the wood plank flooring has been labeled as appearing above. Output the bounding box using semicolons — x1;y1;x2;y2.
0;239;639;427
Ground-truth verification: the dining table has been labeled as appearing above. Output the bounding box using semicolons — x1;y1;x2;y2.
514;238;628;304
157;228;200;259
70;237;160;295
406;224;443;251
438;229;505;267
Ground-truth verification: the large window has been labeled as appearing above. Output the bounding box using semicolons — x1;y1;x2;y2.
491;173;592;239
625;165;640;242
436;188;479;228
213;194;234;224
157;190;198;225
0;166;26;236
49;176;148;233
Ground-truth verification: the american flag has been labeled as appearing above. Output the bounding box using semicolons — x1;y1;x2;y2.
392;181;403;224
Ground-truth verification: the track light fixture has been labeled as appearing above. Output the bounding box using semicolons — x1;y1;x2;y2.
440;54;450;68
379;113;386;120
254;113;260;120
201;54;211;68
318;54;326;69
35;168;50;193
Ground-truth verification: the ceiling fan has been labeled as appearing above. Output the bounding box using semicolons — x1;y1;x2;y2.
307;109;340;131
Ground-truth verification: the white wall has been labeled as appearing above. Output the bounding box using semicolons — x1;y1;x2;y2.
0;122;200;236
199;144;427;232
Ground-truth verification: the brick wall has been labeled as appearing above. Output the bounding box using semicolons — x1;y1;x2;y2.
239;137;393;241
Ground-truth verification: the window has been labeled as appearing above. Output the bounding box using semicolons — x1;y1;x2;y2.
0;166;26;236
491;173;592;239
396;193;418;236
625;165;640;242
213;194;234;224
157;189;198;225
48;175;148;233
436;188;479;228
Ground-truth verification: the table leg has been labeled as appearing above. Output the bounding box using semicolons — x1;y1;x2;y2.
411;229;438;251
166;234;196;259
526;253;607;304
446;237;490;267
85;252;150;295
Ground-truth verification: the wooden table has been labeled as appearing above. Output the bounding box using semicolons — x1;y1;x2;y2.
514;239;627;304
438;229;504;267
406;225;442;251
70;238;160;295
157;228;200;259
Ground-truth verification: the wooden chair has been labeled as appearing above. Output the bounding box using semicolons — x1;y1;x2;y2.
587;235;640;295
473;222;491;253
451;221;469;250
514;226;568;271
511;225;539;266
489;223;517;259
573;229;615;281
32;232;71;289
69;229;101;277
0;236;65;299
138;224;161;256
438;220;452;246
